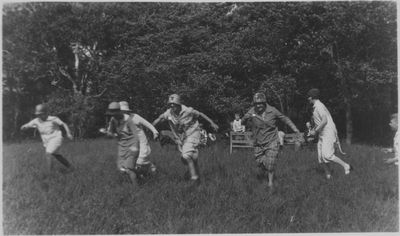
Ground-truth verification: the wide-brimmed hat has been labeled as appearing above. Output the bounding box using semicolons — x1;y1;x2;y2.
106;102;122;115
119;101;132;112
34;104;48;115
167;94;182;105
253;92;266;104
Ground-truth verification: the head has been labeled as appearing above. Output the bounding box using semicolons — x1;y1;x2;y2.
168;94;182;114
34;104;49;121
234;113;241;120
106;102;123;120
119;101;132;114
307;88;320;105
253;92;267;114
389;113;398;131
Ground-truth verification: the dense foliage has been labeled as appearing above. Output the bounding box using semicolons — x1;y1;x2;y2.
3;2;397;144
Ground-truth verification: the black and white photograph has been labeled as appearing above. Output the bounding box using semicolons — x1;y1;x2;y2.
2;1;398;234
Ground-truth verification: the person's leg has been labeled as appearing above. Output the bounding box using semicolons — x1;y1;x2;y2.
118;146;140;186
126;169;139;187
255;147;266;180
193;159;200;178
321;162;332;179
317;138;331;179
181;133;200;181
330;155;351;174
267;171;274;188
52;153;71;168
186;158;199;180
46;138;72;169
321;137;351;174
45;152;53;174
256;163;267;180
263;143;279;188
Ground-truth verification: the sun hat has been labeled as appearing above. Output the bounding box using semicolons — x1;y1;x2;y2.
168;94;182;105
307;88;320;99
119;101;132;112
34;104;48;115
106;102;121;115
253;92;266;104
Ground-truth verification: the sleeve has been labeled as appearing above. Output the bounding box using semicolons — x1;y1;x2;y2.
190;108;200;118
107;117;117;133
127;119;139;137
316;104;329;121
24;119;38;128
135;114;158;134
159;110;169;120
242;108;254;122
274;107;298;132
53;117;64;126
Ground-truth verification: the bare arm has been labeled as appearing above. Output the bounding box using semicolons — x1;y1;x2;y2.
314;114;327;133
60;121;74;140
198;112;219;131
152;114;165;127
20;120;36;131
275;109;300;133
136;115;159;139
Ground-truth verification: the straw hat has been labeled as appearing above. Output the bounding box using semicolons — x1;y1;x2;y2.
167;94;182;105
119;101;132;112
105;102;121;115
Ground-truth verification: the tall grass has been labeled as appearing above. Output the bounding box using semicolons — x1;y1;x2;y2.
3;139;398;234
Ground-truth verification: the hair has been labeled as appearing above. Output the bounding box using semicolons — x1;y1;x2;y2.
390;113;398;122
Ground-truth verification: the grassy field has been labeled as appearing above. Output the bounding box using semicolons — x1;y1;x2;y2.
3;138;399;234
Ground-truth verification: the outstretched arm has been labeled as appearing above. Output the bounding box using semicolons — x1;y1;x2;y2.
275;110;300;133
198;112;219;131
20;120;36;131
60;121;74;140
136;115;159;139
152;113;166;127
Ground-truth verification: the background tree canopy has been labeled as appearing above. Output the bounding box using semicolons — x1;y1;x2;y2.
3;2;397;145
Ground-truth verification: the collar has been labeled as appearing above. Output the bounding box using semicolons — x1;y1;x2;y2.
170;104;187;117
312;99;321;108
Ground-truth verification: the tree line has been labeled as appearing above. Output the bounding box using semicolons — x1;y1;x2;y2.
3;2;397;145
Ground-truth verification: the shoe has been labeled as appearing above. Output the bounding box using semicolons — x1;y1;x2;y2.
326;174;332;180
345;165;353;175
190;178;201;187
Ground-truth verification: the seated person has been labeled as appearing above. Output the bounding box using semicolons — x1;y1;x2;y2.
232;113;245;132
382;113;399;165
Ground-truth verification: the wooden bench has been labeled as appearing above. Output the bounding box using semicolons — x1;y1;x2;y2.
283;132;304;145
283;132;304;151
230;131;253;154
229;132;305;153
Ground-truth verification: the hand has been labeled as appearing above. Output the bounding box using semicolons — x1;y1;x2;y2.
99;128;107;134
67;133;74;140
211;123;219;131
153;132;159;140
384;157;398;164
309;130;316;136
382;148;393;153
